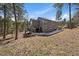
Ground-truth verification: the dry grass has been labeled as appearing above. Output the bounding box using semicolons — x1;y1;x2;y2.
0;27;79;56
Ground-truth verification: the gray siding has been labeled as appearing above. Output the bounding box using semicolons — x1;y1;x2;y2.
30;17;58;33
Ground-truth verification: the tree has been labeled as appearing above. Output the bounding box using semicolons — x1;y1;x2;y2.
54;3;73;28
73;10;79;25
0;16;3;36
63;18;66;25
3;5;7;39
54;3;79;28
0;4;7;39
13;3;18;40
53;3;63;21
12;3;25;40
0;3;13;39
68;3;72;29
0;3;27;39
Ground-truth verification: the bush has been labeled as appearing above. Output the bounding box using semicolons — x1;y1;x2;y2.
58;26;63;29
67;22;76;29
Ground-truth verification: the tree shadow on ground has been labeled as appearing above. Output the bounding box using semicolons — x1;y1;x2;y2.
0;37;14;45
0;37;13;41
23;34;36;38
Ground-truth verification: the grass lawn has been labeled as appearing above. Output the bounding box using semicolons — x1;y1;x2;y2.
0;27;79;56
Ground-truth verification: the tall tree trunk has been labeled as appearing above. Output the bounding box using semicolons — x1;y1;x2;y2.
13;3;18;40
69;3;72;29
6;19;9;34
18;13;20;32
3;5;6;39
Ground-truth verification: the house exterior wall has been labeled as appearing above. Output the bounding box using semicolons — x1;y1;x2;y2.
30;17;58;33
30;20;39;32
41;20;58;32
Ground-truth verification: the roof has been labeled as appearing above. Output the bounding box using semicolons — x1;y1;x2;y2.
37;17;58;23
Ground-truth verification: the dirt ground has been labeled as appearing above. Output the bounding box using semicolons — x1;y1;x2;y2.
0;27;79;56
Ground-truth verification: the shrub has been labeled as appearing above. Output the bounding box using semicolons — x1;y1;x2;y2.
67;22;76;29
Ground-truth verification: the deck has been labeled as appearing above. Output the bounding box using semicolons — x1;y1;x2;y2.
33;30;63;36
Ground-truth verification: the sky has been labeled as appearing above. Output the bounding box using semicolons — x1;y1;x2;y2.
0;3;77;21
24;3;77;21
